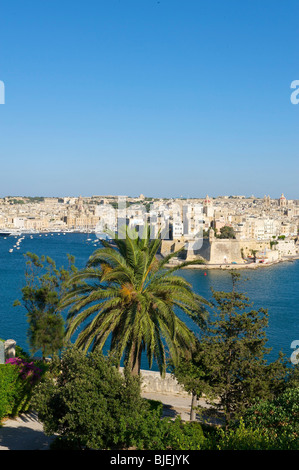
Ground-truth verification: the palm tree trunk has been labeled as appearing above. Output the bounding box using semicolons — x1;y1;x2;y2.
131;360;140;376
130;343;142;376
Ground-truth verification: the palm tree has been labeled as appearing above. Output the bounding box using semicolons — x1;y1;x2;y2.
61;227;209;376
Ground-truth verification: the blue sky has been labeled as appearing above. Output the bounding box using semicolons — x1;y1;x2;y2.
0;0;298;199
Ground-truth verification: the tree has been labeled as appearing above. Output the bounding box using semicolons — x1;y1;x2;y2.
186;271;287;426
61;226;209;376
32;346;145;449
14;252;77;361
217;226;236;239
250;249;258;262
169;354;209;421
285;363;299;389
32;345;208;450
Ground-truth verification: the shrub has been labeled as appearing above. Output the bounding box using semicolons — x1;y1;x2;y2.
15;345;30;360
118;409;202;450
211;418;299;450
33;346;208;450
6;357;42;385
242;387;299;449
0;356;44;421
213;419;275;450
32;346;152;449
154;419;206;450
0;363;21;420
207;388;299;450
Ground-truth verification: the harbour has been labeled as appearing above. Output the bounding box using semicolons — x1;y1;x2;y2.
0;232;298;368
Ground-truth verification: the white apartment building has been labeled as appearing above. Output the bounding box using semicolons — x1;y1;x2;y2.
279;221;297;237
95;205;117;233
13;217;26;229
182;204;204;239
172;219;184;239
235;217;279;240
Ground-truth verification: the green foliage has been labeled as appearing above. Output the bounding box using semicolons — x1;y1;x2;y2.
286;363;299;389
14;252;77;360
213;419;278;450
15;344;30;360
0;363;21;420
206;381;299;450
212;413;299;450
170;355;216;425
61;226;209;376
243;387;299;448
172;271;287;425
216;226;236;239
164;419;206;450
169;354;210;421
130;415;206;450
32;345;209;450
145;399;164;415
169;356;207;398
0;357;45;421
32;346;149;449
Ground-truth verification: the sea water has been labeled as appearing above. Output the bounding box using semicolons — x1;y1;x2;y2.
0;232;298;369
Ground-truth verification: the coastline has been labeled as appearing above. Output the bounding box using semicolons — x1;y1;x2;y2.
2;230;299;271
166;255;299;270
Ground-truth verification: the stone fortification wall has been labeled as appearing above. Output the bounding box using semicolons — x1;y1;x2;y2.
184;238;243;264
188;238;211;261
161;238;273;265
238;240;270;258
209;239;243;264
160;240;186;257
195;239;272;264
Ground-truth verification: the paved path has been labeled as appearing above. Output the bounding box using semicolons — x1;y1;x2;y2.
142;391;223;426
0;393;216;450
0;411;54;450
142;391;195;420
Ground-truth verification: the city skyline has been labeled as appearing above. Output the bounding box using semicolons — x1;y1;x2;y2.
0;192;296;200
1;191;298;265
0;1;298;198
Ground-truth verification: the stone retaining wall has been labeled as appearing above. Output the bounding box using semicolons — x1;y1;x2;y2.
3;339;189;397
120;367;189;396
